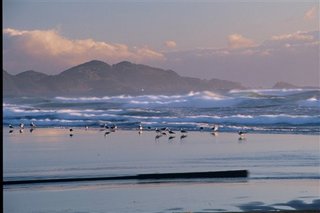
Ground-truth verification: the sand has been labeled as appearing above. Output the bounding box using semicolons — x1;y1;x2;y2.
3;128;320;212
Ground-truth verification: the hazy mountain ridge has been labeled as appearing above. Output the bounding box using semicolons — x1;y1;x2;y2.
272;81;319;89
3;60;247;97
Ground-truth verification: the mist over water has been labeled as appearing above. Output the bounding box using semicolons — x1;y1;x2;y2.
3;89;320;134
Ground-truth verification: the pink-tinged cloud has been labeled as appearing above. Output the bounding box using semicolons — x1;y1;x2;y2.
164;40;177;48
227;34;256;49
271;31;314;41
264;31;318;49
304;5;318;20
160;30;319;87
3;28;164;74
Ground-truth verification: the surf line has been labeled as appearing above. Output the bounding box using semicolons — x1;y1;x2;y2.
4;170;248;185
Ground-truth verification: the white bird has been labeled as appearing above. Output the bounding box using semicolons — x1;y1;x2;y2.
19;123;24;129
30;122;36;128
238;131;247;137
212;125;219;132
110;124;117;131
138;124;143;131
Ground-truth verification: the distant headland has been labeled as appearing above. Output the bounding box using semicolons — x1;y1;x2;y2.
3;60;246;97
3;60;318;97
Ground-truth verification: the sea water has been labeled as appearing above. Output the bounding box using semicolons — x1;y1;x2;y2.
3;89;320;134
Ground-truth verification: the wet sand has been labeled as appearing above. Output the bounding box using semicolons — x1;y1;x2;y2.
3;128;320;212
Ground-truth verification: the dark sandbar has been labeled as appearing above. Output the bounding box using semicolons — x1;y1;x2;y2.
4;170;248;185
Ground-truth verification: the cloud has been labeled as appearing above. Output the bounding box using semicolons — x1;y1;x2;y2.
159;30;319;87
4;27;319;88
227;34;256;49
264;31;318;48
164;40;177;48
304;5;318;20
3;28;164;74
271;31;314;41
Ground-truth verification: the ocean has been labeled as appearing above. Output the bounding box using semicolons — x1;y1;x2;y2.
3;88;320;134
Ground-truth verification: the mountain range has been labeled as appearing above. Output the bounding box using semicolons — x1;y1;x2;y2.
3;60;246;97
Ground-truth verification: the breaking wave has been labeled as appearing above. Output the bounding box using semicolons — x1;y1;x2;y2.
3;89;320;134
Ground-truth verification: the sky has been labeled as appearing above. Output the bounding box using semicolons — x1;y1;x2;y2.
3;0;320;87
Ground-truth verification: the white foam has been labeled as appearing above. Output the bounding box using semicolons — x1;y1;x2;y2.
4;90;320;129
298;97;320;107
229;88;319;97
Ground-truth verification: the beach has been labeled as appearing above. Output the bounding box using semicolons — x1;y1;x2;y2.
4;0;320;212
3;128;320;212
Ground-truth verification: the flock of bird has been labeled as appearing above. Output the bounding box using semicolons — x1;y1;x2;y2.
8;122;36;133
8;122;247;140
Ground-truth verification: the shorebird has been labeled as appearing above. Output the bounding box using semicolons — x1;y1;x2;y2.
168;135;175;140
85;125;89;130
238;130;246;136
9;124;14;129
138;124;143;131
180;134;188;140
104;131;111;136
69;129;74;137
238;131;247;139
155;128;161;134
110;124;117;131
19;123;24;129
19;129;24;133
238;131;247;141
212;125;219;132
9;129;14;133
168;130;176;134
30;122;36;128
155;134;162;140
199;127;204;131
180;129;188;134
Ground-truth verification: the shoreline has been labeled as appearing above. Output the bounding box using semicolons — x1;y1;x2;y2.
4;127;319;213
3;126;320;136
225;211;320;213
